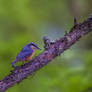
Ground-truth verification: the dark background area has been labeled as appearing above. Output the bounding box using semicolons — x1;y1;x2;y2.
0;0;92;92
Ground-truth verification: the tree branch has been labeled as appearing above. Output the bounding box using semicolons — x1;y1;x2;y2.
0;14;92;92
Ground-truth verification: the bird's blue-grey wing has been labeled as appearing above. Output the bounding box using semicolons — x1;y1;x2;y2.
16;47;33;60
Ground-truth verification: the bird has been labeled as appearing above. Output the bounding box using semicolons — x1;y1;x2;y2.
11;42;41;67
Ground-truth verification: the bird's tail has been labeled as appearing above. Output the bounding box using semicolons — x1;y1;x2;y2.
11;59;18;67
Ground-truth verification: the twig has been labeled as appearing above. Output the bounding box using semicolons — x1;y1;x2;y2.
0;14;92;92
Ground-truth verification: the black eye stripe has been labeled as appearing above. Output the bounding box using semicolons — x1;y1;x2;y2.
32;44;38;47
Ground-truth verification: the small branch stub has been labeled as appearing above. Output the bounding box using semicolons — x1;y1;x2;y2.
43;36;51;49
74;17;77;25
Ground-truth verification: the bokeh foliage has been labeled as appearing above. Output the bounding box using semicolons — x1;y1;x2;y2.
0;0;92;92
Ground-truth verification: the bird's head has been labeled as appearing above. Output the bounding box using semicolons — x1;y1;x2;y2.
27;42;41;50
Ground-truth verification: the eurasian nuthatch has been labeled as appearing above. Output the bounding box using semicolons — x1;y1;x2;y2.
11;42;41;67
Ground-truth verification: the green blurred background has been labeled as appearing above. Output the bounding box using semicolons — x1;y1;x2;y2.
0;0;92;92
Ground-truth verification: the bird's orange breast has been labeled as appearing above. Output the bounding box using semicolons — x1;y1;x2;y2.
26;52;35;61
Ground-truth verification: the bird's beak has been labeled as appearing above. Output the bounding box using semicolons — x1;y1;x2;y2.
37;47;41;50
